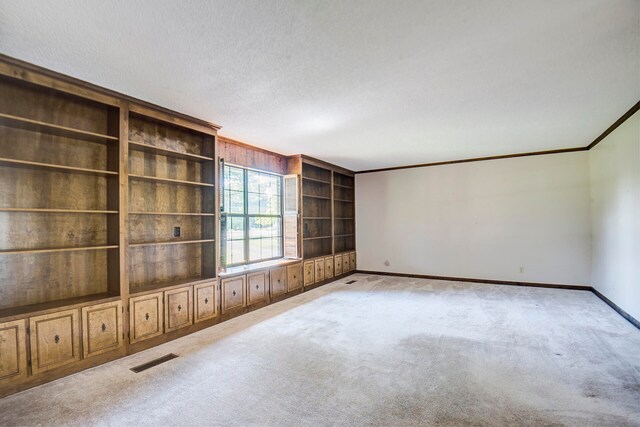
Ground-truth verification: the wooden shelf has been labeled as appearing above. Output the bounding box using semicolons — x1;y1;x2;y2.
302;176;331;185
302;194;331;200
0;245;118;255
335;217;355;220
129;211;215;216
334;184;354;189
129;173;214;187
334;199;354;203
130;276;217;296
129;141;213;162
129;239;215;248
304;217;332;220
0;208;118;214
0;157;118;176
0;112;118;143
0;293;119;323
335;234;355;237
303;236;332;241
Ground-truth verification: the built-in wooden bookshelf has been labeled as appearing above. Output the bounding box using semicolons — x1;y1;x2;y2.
301;162;333;258
0;75;121;317
333;172;355;253
127;113;216;294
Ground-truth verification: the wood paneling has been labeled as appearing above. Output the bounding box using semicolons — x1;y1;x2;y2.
324;256;334;279
217;136;287;175
334;254;343;276
303;261;315;286
81;301;123;358
314;258;325;282
343;253;351;272
29;309;80;374
0;319;27;383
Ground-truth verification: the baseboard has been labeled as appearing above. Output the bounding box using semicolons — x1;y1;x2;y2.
591;287;640;330
355;270;589;290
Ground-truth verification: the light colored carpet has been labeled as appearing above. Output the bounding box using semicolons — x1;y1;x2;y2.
1;274;639;426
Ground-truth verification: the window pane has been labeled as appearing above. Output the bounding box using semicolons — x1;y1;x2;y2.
229;216;245;240
229;191;244;214
248;192;260;215
228;240;245;264
261;238;273;260
226;166;244;191
248;216;262;239
247;171;260;193
249;239;262;262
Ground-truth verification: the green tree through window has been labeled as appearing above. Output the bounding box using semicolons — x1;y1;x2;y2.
222;165;283;266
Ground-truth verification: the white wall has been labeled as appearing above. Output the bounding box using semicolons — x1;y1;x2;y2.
589;111;640;321
355;152;592;286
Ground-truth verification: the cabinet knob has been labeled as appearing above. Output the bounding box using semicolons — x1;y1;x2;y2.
178;305;182;311
101;323;107;332
293;275;296;279
54;335;60;344
232;290;236;296
145;313;150;321
204;298;209;304
256;284;260;289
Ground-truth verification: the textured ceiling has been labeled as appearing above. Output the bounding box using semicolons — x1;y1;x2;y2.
1;0;638;171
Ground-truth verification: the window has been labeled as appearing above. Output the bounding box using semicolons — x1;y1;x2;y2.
222;165;283;266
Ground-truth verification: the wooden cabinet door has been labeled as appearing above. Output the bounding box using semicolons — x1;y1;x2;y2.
129;292;163;344
221;276;245;313
164;287;193;333
247;271;268;304
324;256;334;279
0;319;27;384
29;309;80;374
303;261;315;286
194;281;217;323
334;254;343;276
343;253;351;272
287;263;302;292
81;301;123;358
350;252;356;271
315;258;325;282
270;267;287;296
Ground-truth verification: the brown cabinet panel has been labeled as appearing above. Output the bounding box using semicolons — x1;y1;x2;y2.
350;252;356;271
81;301;123;358
270;267;287;297
164;287;193;333
303;261;315;286
324;256;334;279
0;319;27;384
286;263;302;292
314;258;325;282
194;281;217;323
130;292;163;344
221;276;245;313
247;272;268;304
334;254;343;276
342;253;351;272
29;309;80;374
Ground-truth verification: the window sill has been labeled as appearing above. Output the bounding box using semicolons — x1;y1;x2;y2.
219;258;302;278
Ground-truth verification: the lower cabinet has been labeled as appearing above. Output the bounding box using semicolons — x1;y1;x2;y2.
270;267;287;297
194;281;217;323
164;287;193;333
303;261;315;286
221;276;246;313
350;252;357;271
81;301;123;358
247;271;268;304
29;309;80;374
314;258;325;282
287;263;302;292
343;253;351;272
129;292;163;344
0;319;27;384
334;255;343;275
324;256;334;279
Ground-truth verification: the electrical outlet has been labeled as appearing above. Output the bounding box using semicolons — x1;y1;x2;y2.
519;267;524;274
174;227;181;238
384;260;391;266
